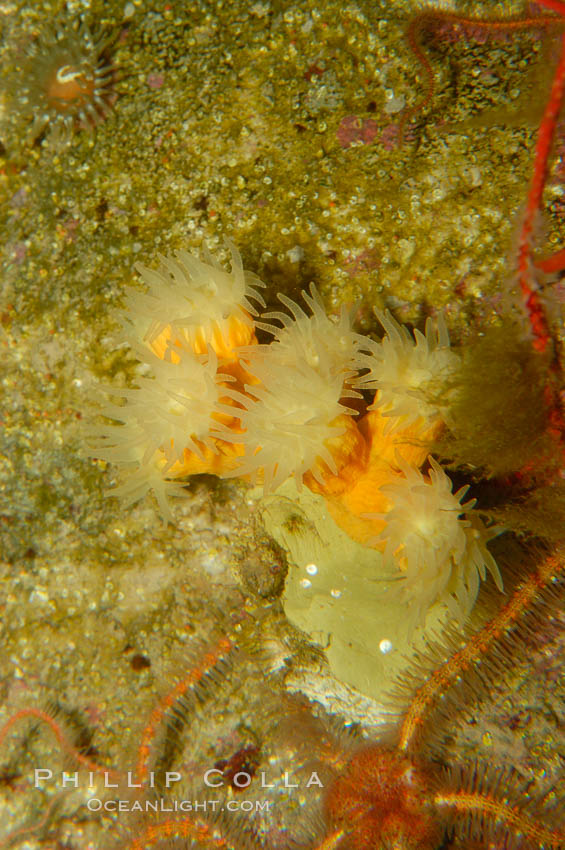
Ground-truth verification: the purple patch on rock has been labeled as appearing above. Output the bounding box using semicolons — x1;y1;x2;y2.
337;115;379;149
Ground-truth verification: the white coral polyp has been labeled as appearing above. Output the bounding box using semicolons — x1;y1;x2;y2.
217;344;350;493
376;458;502;624
356;311;460;431
257;283;360;383
124;242;265;352
216;286;362;493
89;344;224;517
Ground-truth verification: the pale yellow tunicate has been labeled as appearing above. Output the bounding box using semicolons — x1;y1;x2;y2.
260;480;452;701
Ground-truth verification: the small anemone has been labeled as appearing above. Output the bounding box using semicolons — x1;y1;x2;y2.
7;14;117;148
126;242;266;358
355;311;460;431
373;457;502;626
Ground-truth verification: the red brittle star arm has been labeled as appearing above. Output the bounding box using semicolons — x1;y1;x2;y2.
517;24;565;352
538;0;565;15
0;707;119;779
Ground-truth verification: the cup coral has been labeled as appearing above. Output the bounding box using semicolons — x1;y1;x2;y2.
355;311;460;432
89;344;235;518
257;283;360;381
88;240;504;674
373;457;502;626
216;284;364;492
89;243;266;518
128;242;266;360
217;347;353;493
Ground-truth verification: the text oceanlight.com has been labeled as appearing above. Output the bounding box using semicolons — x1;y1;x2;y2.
86;798;273;813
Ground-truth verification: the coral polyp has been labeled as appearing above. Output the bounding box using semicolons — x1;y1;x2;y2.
356;311;460;432
130;242;266;359
90;244;267;517
375;457;503;625
258;283;360;380
89;344;231;517
94;250;463;514
8;15;116;147
219;350;353;493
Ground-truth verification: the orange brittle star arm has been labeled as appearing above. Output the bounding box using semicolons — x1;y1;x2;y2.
126;816;228;850
0;793;64;850
397;553;563;753
135;636;234;787
310;829;347;850
434;790;565;848
400;7;565;145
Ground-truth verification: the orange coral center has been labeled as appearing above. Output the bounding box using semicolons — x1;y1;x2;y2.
310;410;444;547
303;414;370;497
47;64;95;110
147;311;257;480
149;314;256;361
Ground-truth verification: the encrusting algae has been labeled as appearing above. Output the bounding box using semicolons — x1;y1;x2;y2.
89;241;508;697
